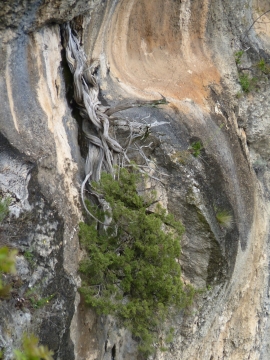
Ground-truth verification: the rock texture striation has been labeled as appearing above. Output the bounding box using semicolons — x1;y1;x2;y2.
0;0;270;359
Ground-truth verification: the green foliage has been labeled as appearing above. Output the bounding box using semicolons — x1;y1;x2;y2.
215;209;233;230
79;168;194;355
236;55;270;94
26;286;54;309
0;196;11;223
0;197;15;297
24;250;35;267
239;73;251;92
190;141;203;157
0;246;17;297
14;334;53;360
29;294;54;309
235;50;244;65
256;58;270;74
0;247;17;274
238;73;258;93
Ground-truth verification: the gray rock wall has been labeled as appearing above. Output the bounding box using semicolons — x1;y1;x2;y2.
0;0;270;359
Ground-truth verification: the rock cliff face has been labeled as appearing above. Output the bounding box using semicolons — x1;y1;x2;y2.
0;0;270;359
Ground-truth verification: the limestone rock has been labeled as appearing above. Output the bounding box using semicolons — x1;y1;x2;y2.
0;0;270;359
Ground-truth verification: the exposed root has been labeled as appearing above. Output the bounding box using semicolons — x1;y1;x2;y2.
62;22;168;224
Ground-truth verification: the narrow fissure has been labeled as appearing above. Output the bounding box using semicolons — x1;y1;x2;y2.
111;344;116;360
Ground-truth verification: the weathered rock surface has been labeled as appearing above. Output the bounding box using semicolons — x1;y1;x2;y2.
0;0;270;359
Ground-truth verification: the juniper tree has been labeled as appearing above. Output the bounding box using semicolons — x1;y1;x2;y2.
79;168;194;355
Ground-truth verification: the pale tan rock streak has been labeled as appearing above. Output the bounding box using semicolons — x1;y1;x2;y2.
253;0;270;43
103;0;220;106
30;26;80;224
34;27;63;133
5;44;19;133
33;28;76;177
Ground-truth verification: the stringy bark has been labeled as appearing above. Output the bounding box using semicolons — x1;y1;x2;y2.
62;23;168;223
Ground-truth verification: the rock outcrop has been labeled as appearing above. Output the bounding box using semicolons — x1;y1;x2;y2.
0;0;270;359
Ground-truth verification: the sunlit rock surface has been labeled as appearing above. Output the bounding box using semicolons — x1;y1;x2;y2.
0;0;270;359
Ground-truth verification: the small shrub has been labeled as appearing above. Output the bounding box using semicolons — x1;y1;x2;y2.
0;196;11;223
14;334;53;360
239;73;251;92
24;250;35;267
256;58;270;74
190;141;203;157
79;168;194;355
216;209;233;229
29;294;54;309
0;247;17;274
235;50;244;65
0;246;17;298
26;286;54;309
